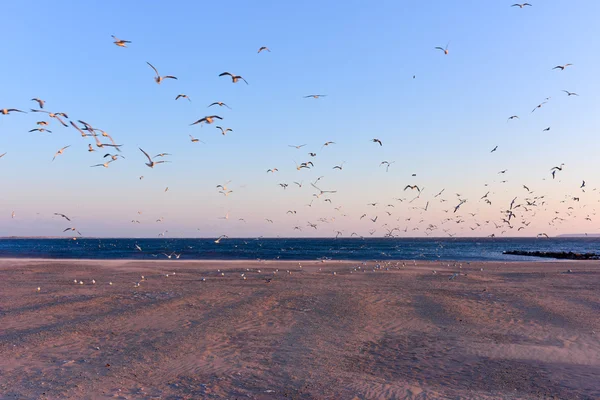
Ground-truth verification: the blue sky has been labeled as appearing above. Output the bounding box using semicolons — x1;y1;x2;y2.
1;0;599;237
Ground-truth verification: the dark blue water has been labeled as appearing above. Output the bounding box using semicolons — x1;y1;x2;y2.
0;238;598;261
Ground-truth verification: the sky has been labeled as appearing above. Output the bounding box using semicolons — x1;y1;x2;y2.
1;0;599;238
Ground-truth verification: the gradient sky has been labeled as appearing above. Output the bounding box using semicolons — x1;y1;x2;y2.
1;0;599;238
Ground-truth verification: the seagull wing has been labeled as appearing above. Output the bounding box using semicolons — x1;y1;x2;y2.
139;148;153;162
146;62;159;77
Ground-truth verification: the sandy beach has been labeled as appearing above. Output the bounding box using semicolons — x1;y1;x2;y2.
0;259;598;399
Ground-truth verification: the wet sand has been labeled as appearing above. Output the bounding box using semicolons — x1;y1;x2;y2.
0;259;598;399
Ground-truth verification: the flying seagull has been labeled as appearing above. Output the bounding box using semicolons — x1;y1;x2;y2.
52;145;70;161
112;35;131;47
216;126;233;135
258;46;271;53
139;148;170;168
219;72;248;84
304;95;326;99
191;116;222;126
435;42;450;55
553;64;572;71
175;94;191;101
371;139;383;146
511;3;532;8
208;101;231;109
147;62;177;84
31;98;45;109
562;90;579;96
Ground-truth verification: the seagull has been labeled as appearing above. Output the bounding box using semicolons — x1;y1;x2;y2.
63;227;82;235
371;139;383;146
112;35;131;47
154;153;171;158
267;168;278;173
191;116;222;126
258;46;271;53
139;148;170;168
322;141;335;149
404;185;421;192
304;95;326;99
531;101;547;113
543;127;551;131
454;200;466;213
288;144;307;149
219;72;248;84
91;160;115;168
380;161;395;172
135;244;142;251
511;3;532;8
553;64;572;71
562;90;579;96
54;213;71;221
52;145;70;161
498;169;507;174
189;135;204;143
435;42;450;55
507;115;519;121
490;146;498;153
175;94;191;101
333;162;345;170
1;108;25;115
31;98;45;109
208;101;231;109
147;62;177;84
581;180;586;189
216;126;233;135
29;128;52;133
104;153;124;161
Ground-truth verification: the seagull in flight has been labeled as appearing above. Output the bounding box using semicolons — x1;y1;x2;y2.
147;62;177;84
511;3;532;8
562;90;579;96
52;145;70;161
1;108;26;115
371;139;383;146
553;64;572;71
219;72;248;84
54;213;71;221
258;46;271;53
404;185;421;192
490;146;498;153
322;141;335;149
216;126;233;135
191;116;222;126
189;135;204;143
112;35;131;47
31;98;45;109
91;160;115;168
288;144;307;149
139;148;170;168
214;235;228;244
435;42;450;55
304;94;327;99
208;101;231;109
175;94;191;101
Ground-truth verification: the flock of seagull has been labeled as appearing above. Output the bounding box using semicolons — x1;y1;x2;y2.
2;2;597;247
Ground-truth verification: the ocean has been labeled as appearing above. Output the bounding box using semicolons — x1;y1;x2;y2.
0;237;599;261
